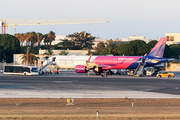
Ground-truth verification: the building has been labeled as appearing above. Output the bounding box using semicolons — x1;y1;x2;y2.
13;49;89;68
165;33;180;45
92;38;108;48
51;35;67;45
122;35;152;43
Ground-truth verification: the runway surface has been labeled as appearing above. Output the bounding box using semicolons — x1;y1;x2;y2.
0;72;180;98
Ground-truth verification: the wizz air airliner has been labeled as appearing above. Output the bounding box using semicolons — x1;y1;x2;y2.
42;37;168;77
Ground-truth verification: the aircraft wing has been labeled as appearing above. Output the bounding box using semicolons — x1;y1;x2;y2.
90;63;115;70
86;54;115;70
86;62;115;70
101;65;115;70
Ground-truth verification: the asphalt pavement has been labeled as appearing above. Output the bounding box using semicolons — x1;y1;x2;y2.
0;71;180;98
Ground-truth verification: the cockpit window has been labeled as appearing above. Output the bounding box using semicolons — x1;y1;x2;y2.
52;57;56;61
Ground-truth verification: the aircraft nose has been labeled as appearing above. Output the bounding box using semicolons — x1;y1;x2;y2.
43;60;48;66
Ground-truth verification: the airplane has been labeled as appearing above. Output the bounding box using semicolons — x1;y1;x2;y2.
42;37;168;77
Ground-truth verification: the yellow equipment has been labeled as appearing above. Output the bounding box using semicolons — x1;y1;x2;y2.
0;18;108;34
156;72;174;78
67;99;70;103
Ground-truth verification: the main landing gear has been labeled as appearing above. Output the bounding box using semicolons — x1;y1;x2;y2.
95;71;107;77
96;72;100;75
101;72;107;77
107;70;113;75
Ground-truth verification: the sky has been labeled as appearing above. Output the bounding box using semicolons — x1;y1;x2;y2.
1;0;180;40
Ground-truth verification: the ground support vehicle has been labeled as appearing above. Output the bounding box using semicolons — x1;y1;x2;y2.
3;65;39;76
128;70;134;76
156;72;174;78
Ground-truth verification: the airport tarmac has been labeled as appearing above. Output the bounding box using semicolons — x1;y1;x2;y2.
0;71;180;98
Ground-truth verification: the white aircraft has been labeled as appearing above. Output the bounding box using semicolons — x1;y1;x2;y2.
42;55;96;71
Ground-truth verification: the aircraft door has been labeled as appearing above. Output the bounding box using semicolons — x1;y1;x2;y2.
113;58;118;64
142;58;145;63
52;57;56;62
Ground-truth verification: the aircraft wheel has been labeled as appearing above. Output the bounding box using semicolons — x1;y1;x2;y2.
108;71;113;75
101;72;107;77
96;72;100;75
116;72;120;75
140;74;144;77
104;72;107;77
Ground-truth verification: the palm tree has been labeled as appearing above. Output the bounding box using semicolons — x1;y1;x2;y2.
44;56;49;60
29;32;37;50
47;31;56;49
24;32;31;48
14;33;25;52
37;33;43;54
43;34;49;49
21;48;39;65
59;50;68;55
43;49;53;61
66;31;95;50
43;49;54;56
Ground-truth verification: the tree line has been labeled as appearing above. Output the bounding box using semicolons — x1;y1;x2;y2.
0;34;20;63
92;40;179;59
94;40;153;56
61;31;95;50
14;31;56;54
1;31;180;63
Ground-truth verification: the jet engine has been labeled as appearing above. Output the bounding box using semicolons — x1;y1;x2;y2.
75;65;88;73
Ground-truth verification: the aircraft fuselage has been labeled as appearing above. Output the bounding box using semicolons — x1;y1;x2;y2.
45;55;168;69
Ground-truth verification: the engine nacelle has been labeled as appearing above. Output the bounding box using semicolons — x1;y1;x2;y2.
75;65;88;73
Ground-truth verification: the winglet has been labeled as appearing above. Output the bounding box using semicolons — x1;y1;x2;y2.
88;53;92;61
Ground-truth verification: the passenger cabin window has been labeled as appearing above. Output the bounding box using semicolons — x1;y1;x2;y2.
5;66;13;72
23;68;30;73
15;67;23;73
5;66;23;73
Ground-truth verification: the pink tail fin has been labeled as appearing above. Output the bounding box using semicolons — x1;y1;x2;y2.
147;37;167;57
